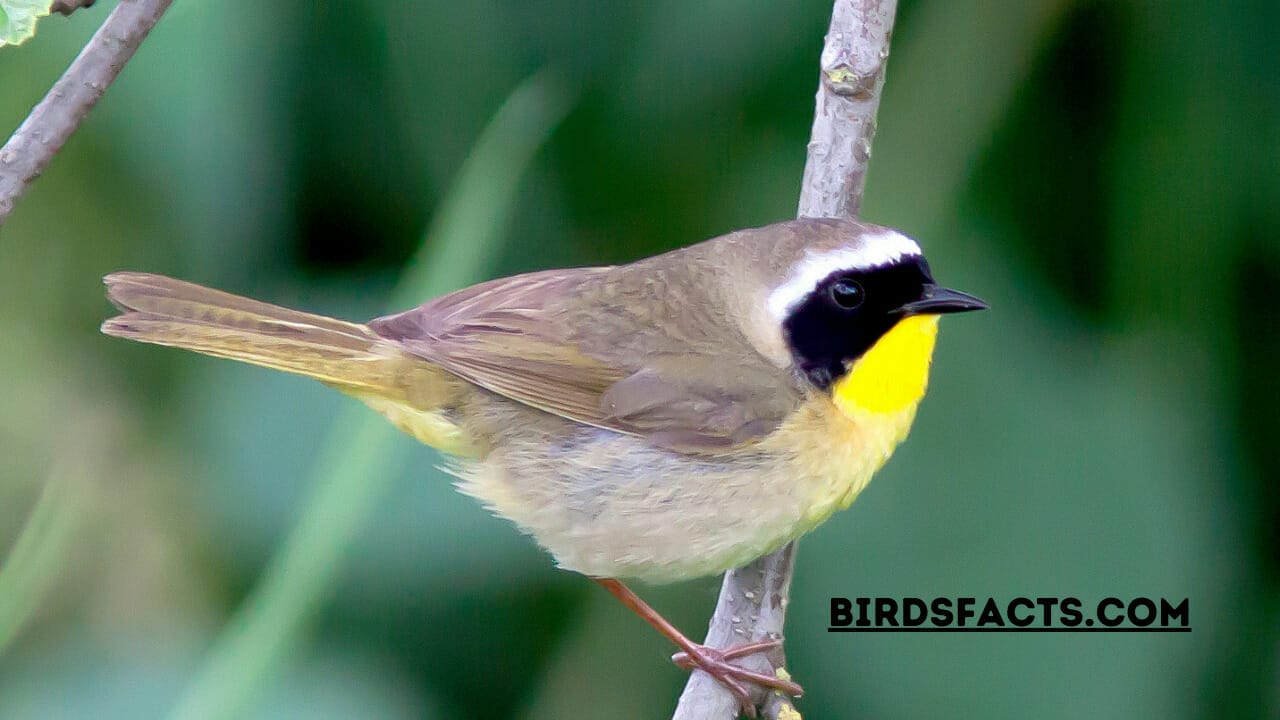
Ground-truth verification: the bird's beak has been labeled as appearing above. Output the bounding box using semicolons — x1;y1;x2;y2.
898;285;989;315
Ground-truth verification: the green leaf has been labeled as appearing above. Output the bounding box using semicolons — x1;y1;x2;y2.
0;0;52;48
0;475;84;656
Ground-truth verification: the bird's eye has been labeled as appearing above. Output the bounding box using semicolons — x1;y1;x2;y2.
829;279;864;309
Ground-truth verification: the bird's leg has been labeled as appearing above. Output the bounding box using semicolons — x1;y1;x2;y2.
592;578;804;718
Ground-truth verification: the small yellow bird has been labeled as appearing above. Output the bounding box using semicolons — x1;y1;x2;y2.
102;218;984;715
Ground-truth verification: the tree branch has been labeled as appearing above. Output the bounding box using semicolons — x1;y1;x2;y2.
52;0;100;16
797;0;898;220
0;0;172;228
672;1;898;718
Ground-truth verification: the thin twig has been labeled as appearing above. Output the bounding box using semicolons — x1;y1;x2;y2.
673;544;798;720
797;0;899;220
0;475;83;654
0;0;173;227
52;0;99;16
672;2;898;718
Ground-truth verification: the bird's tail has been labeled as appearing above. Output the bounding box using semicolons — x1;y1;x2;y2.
101;272;407;397
102;272;472;453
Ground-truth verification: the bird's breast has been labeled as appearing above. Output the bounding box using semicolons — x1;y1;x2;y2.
764;387;923;537
764;316;939;533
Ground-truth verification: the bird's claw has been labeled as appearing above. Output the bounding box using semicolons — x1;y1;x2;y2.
670;639;804;718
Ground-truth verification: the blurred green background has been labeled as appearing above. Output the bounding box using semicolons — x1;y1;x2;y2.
1;0;1277;718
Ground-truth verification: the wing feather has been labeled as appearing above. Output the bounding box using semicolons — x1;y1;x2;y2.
369;266;800;451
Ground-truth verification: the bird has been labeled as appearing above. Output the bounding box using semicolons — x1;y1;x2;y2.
101;217;985;716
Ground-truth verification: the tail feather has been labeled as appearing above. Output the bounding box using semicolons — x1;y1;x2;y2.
101;272;400;394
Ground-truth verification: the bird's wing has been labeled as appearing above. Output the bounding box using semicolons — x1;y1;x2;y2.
369;267;800;452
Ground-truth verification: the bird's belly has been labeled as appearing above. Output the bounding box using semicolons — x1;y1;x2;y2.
453;395;920;584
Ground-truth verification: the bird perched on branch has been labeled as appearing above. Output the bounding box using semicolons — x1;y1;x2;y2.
102;218;985;717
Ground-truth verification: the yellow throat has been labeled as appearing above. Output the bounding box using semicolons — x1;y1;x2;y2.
833;314;940;417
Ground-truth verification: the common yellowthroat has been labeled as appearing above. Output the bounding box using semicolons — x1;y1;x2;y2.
101;218;985;715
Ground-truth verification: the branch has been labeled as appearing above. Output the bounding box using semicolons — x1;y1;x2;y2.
673;1;898;718
798;0;898;220
52;0;99;16
0;0;173;227
673;543;799;720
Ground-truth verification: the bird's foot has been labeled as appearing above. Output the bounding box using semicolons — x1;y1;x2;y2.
670;639;804;718
590;579;802;718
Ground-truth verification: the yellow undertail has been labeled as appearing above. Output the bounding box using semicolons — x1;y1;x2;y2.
101;272;470;454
